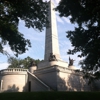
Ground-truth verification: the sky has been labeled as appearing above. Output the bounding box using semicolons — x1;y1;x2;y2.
0;0;83;70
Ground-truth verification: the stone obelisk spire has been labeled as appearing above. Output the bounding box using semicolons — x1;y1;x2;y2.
44;0;61;60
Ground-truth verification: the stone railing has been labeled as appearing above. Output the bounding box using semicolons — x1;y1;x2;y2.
34;65;82;75
56;66;84;76
0;68;28;74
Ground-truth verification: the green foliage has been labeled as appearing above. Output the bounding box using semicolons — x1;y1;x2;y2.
56;0;100;73
8;57;21;68
0;0;48;56
8;56;41;69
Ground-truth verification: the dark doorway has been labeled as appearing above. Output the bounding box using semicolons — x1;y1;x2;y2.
28;81;31;92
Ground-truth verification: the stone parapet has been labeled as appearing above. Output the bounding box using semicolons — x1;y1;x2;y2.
57;66;84;76
35;65;83;76
0;68;28;75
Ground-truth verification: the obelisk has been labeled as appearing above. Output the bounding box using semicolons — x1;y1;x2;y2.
37;0;68;69
44;0;61;61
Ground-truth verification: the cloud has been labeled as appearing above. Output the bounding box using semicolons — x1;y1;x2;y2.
3;45;14;56
55;11;60;15
56;15;64;24
24;32;45;42
0;63;9;70
62;17;71;24
54;0;61;4
56;13;71;24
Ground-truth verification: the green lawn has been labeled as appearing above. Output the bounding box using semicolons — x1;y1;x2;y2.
0;92;100;100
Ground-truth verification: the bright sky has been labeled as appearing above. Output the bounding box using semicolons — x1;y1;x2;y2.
0;0;83;70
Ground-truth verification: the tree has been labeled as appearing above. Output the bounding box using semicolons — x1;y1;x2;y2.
8;56;41;69
0;0;48;56
55;0;100;74
8;57;21;68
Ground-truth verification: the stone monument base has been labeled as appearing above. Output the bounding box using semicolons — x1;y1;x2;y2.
37;60;68;69
34;65;92;91
68;65;76;70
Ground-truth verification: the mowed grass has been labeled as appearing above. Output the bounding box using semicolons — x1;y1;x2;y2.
0;91;100;100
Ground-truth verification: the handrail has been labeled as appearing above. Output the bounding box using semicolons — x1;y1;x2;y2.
27;71;55;91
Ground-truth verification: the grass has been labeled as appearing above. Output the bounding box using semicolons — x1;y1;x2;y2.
0;91;100;100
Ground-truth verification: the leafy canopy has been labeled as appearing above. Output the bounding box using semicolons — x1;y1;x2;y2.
8;56;41;69
0;0;48;56
55;0;100;72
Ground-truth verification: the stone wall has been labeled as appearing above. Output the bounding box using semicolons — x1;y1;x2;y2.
0;68;28;92
0;67;100;92
34;65;100;91
57;69;91;91
34;66;58;90
57;66;100;91
28;71;50;91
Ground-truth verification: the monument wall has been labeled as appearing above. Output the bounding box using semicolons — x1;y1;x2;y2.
0;68;28;92
34;66;58;90
57;68;90;91
28;71;50;91
57;66;100;91
0;67;100;92
34;65;100;91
